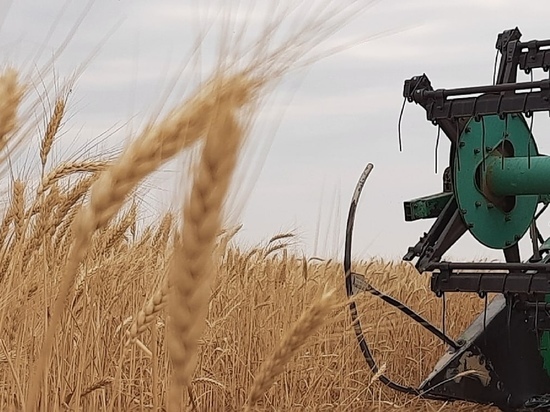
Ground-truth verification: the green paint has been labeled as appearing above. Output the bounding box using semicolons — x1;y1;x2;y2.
404;192;453;221
454;114;539;249
486;155;550;196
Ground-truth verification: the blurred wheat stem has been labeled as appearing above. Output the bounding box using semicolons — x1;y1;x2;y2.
26;73;259;411
0;69;24;154
167;97;245;410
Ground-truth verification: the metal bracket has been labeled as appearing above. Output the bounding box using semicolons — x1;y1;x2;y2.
404;192;453;222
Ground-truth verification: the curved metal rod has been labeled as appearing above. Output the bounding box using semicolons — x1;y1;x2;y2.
344;163;419;395
344;162;458;398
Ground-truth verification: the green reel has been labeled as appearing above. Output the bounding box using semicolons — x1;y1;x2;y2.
454;114;540;249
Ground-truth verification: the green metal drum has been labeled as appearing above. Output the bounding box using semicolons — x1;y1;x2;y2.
454;114;539;249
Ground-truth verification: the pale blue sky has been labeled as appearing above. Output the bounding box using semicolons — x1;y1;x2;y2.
2;0;550;261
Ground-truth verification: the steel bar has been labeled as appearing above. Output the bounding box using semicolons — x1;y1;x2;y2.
486;155;550;196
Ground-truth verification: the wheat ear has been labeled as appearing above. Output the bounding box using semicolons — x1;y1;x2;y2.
38;160;108;195
26;73;257;411
0;69;23;152
244;288;338;411
125;278;170;346
167;101;244;408
40;97;66;169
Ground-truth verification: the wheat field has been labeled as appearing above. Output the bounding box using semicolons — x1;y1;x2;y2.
0;183;499;411
0;2;506;411
0;166;501;411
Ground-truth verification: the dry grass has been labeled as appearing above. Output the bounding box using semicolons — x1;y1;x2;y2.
0;99;500;410
0;195;500;411
0;2;505;411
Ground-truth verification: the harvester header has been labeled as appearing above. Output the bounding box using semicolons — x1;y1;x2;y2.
344;27;550;411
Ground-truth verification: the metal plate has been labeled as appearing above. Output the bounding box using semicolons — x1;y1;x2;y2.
454;114;539;249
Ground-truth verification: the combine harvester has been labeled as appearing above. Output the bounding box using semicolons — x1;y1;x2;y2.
345;28;550;411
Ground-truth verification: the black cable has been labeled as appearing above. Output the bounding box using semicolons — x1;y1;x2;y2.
528;70;534;168
483;294;488;347
397;98;406;152
343;163;459;399
398;80;423;153
481;116;486;172
492;48;499;86
456;122;461;172
441;293;446;340
435;126;441;174
502;114;508;169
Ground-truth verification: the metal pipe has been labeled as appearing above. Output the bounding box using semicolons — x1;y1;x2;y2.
486;155;550;196
418;79;550;100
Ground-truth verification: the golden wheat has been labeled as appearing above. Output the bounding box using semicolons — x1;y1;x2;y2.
167;99;245;411
244;288;339;411
0;3;504;412
40;97;66;170
0;69;23;151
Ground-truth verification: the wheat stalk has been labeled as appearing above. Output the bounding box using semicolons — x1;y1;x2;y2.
0;69;23;153
26;73;259;410
167;101;245;410
244;288;338;411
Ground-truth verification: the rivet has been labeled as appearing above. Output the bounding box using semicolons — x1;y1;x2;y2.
487;203;494;209
459;142;466;148
505;215;511;222
474;148;480;154
475;201;482;207
505;240;511;246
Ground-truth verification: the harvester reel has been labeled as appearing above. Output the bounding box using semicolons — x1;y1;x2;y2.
454;114;539;249
345;27;550;412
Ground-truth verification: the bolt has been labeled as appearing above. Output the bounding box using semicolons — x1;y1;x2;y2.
505;215;511;222
457;339;466;346
468;223;474;228
485;146;492;152
460;209;467;215
505;240;511;246
465;126;471;133
514;234;521;241
474;148;480;154
459;141;466;148
487;203;494;209
475;201;482;207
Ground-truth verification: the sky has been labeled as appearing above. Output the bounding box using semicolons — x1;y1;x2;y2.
2;0;550;262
